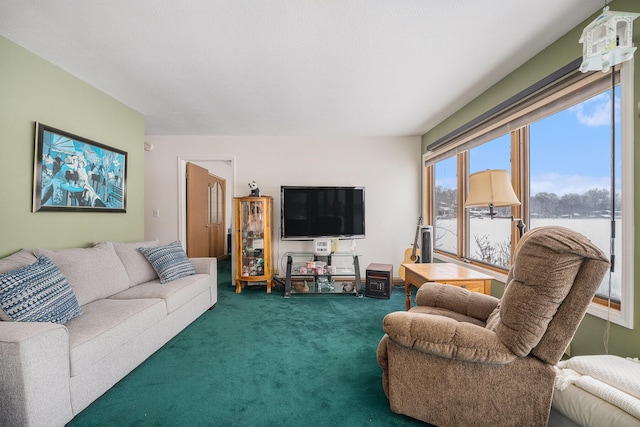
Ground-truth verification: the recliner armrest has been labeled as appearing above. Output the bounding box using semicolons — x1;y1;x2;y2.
415;282;499;323
383;311;516;364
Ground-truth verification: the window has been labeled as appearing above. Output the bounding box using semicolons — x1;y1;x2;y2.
423;63;633;328
529;86;622;302
433;155;458;255
468;134;513;268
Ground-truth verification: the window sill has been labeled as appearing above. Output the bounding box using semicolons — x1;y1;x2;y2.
587;299;632;329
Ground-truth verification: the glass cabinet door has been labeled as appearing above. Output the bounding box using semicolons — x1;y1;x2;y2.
239;199;266;277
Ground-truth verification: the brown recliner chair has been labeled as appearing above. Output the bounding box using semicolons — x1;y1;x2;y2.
377;226;610;426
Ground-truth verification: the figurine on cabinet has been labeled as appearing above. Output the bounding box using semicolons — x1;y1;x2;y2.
248;181;260;197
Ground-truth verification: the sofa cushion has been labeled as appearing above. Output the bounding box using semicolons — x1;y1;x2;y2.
138;241;195;284
110;273;210;313
35;242;130;306
0;249;37;274
0;255;82;324
66;297;166;377
107;240;159;286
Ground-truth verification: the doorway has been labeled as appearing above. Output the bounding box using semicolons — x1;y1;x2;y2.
186;162;228;259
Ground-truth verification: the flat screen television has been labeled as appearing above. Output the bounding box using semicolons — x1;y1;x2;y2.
281;186;365;240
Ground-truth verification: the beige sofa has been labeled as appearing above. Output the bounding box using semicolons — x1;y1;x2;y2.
0;240;217;427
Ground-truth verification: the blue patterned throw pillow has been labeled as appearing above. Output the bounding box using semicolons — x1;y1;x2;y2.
138;241;195;284
0;255;83;324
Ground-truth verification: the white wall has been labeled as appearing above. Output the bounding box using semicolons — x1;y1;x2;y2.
143;135;421;279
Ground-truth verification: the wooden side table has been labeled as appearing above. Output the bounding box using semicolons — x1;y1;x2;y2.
403;263;493;310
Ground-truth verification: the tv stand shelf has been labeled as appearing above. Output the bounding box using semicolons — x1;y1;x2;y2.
283;252;362;298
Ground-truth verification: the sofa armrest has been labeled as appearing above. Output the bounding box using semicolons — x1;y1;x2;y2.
189;257;217;307
189;257;216;276
0;321;73;427
382;311;516;364
415;282;499;323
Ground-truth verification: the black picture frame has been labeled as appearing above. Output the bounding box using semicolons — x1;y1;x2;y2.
33;123;127;212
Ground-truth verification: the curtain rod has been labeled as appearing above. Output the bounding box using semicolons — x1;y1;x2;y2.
426;57;583;153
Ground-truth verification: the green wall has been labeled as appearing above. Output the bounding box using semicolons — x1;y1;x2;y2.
0;37;145;256
422;0;640;357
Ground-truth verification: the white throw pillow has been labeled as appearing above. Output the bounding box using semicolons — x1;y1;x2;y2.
562;355;640;400
0;249;37;274
106;240;159;286
35;242;129;306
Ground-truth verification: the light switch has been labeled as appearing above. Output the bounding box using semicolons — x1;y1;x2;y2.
153;209;160;218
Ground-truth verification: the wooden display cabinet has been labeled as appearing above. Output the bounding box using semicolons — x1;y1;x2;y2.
234;196;273;293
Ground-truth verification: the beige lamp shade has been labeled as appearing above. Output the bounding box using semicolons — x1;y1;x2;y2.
465;169;520;208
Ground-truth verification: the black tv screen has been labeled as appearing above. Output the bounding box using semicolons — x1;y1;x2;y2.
281;186;365;240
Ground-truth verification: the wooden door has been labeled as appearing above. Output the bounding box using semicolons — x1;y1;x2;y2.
186;162;227;259
186;162;209;257
208;175;226;259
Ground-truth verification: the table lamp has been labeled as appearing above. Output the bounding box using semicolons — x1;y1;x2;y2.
465;169;526;237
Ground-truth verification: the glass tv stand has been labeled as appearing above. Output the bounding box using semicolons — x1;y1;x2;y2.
283;252;362;298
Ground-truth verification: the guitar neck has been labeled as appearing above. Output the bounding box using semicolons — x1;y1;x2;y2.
410;227;420;255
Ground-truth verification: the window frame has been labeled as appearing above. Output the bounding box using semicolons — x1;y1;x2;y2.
422;62;634;329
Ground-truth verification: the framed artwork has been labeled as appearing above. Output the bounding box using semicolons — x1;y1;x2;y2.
33;123;127;212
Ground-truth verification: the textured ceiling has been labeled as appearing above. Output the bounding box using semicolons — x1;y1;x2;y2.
0;0;603;136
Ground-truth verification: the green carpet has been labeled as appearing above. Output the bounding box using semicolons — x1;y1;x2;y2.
69;259;424;426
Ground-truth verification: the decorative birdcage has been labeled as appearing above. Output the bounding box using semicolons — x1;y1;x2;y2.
579;6;640;73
